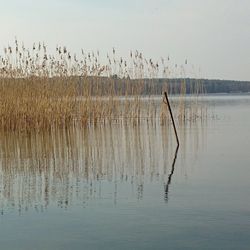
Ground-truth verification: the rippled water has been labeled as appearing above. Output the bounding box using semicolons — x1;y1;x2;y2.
0;95;250;249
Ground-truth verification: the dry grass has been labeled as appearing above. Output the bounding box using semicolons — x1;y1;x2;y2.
0;40;205;131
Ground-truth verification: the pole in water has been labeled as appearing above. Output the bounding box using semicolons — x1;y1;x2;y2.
164;91;179;147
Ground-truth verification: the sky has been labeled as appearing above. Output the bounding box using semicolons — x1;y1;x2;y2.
0;0;250;80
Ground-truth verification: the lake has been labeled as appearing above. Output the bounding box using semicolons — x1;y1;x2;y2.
0;95;250;249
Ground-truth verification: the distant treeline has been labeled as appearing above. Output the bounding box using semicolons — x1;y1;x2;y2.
1;77;250;95
197;79;250;94
126;78;250;95
109;77;250;95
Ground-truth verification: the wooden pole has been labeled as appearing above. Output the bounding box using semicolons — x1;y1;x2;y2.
164;91;179;147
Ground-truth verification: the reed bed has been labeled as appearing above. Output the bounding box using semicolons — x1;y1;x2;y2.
0;40;205;131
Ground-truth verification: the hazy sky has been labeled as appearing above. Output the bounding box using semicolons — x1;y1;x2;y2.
0;0;250;80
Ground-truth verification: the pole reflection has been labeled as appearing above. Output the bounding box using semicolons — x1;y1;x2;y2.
164;144;179;202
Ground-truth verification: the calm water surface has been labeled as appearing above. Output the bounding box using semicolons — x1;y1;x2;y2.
0;95;250;249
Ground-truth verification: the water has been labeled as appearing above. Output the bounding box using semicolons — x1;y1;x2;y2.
0;95;250;249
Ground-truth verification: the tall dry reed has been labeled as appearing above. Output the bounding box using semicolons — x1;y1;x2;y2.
0;40;205;131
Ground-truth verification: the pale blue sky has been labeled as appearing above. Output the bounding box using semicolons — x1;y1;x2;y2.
0;0;250;80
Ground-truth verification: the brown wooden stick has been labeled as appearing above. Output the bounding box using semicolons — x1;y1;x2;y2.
164;91;179;146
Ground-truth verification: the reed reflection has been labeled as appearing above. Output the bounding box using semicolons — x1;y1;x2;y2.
0;119;205;213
